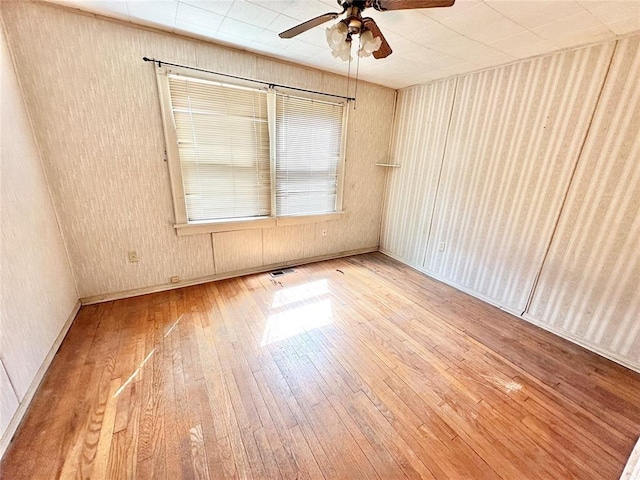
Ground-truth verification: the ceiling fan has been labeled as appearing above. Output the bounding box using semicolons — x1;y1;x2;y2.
279;0;456;60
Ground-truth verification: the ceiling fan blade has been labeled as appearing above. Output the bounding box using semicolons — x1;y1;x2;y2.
374;0;455;11
362;18;392;59
279;12;340;39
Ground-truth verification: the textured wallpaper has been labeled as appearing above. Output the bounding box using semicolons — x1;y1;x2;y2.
1;2;395;299
0;360;18;445
424;41;614;313
526;36;640;365
381;79;457;267
1;25;78;422
383;41;614;310
382;35;640;370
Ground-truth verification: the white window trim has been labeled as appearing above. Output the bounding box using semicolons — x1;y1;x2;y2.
154;65;348;235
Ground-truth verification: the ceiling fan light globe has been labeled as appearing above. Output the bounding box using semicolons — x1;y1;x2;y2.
327;21;352;61
360;29;374;43
357;44;375;57
326;21;348;47
369;36;382;51
332;40;352;61
332;48;352;62
358;29;382;56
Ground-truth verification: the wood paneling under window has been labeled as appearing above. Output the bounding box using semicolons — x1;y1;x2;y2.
213;229;263;274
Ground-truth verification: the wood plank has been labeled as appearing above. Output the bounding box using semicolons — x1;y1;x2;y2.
2;253;639;480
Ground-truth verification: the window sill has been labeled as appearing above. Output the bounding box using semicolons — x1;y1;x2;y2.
174;212;344;236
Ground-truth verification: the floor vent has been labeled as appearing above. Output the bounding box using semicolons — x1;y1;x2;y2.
269;268;295;278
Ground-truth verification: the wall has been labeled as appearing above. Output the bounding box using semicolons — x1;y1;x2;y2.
525;36;640;365
381;35;640;371
380;79;457;268
1;1;395;301
0;361;17;450
0;25;79;451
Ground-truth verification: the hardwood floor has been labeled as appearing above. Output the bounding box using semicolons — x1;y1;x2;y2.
2;252;639;479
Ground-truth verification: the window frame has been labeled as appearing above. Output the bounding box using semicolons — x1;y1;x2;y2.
155;65;347;236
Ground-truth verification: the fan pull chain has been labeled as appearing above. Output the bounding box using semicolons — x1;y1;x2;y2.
353;36;362;110
346;39;352;100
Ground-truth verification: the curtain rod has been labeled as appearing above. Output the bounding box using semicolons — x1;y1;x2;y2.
143;57;355;101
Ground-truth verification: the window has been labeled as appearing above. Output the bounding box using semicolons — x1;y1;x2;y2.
168;77;270;222
276;94;344;216
156;66;347;234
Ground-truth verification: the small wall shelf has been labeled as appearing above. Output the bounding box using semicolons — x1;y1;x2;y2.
375;163;401;168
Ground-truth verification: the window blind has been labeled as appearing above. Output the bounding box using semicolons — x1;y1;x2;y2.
275;94;344;216
168;75;270;222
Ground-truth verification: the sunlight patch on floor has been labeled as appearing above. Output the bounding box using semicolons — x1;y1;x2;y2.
113;314;184;398
262;298;333;346
271;279;329;308
114;347;156;398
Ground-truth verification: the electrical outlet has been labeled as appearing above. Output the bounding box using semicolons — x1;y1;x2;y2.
321;229;327;237
438;241;446;252
128;251;139;263
170;276;181;284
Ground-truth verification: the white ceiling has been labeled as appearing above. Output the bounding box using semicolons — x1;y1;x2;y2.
46;0;640;88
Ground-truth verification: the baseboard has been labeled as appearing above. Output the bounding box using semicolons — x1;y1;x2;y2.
81;247;379;305
0;300;81;460
379;249;516;312
521;313;640;374
378;249;640;375
621;436;640;480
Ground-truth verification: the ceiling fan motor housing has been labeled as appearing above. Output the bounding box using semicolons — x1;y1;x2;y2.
344;7;364;35
339;0;388;12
